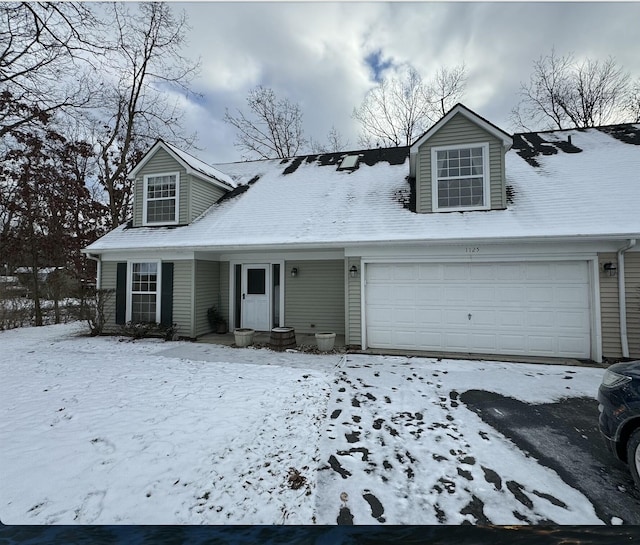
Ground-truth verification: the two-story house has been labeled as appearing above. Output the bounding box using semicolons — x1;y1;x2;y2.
84;104;640;363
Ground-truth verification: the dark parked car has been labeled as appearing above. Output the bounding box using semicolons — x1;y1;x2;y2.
598;361;640;490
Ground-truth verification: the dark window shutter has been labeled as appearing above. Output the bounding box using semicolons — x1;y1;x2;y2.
160;262;174;327
115;262;127;325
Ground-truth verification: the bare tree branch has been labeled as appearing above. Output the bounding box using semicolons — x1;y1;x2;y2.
511;49;633;130
353;64;467;148
88;2;201;229
224;86;308;159
0;2;100;137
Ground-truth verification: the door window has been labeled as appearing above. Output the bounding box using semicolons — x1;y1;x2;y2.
247;268;266;295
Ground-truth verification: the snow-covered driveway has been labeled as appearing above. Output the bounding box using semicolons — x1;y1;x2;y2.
0;323;606;524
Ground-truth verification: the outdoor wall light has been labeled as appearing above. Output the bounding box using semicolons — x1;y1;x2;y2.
291;267;298;278
349;265;358;278
603;262;617;277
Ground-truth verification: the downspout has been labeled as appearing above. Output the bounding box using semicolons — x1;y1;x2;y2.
618;239;636;358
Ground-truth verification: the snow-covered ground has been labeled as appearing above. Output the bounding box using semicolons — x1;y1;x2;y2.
0;323;607;525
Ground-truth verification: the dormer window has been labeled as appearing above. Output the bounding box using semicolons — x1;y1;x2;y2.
431;143;489;212
143;172;179;225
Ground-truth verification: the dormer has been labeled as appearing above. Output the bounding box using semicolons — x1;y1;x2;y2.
409;104;512;214
128;140;235;227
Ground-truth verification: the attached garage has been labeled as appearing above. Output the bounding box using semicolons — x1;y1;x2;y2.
364;261;592;358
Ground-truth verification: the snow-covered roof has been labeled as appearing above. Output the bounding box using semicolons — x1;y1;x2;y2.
410;103;513;152
129;140;236;190
86;124;640;253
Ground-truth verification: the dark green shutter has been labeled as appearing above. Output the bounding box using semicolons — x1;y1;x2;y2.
115;262;127;325
160;262;174;327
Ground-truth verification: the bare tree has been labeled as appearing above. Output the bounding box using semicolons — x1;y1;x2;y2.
430;63;467;118
309;125;349;154
224;86;307;159
512;50;632;130
90;2;200;229
627;78;640;123
0;2;99;138
353;64;467;148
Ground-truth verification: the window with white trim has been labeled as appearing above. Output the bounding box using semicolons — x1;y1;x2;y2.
432;143;489;211
129;262;160;323
143;172;179;225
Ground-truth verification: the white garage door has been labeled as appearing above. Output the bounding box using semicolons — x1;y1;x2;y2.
365;261;591;358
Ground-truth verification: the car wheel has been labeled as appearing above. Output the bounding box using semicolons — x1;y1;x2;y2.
628;428;640;491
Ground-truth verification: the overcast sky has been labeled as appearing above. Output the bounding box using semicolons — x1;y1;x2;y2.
169;2;640;165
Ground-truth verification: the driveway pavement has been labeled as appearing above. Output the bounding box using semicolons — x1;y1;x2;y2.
460;390;640;525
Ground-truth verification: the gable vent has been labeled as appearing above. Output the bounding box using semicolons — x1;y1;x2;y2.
338;154;360;171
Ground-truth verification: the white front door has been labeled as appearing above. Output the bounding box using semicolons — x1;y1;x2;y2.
241;264;270;330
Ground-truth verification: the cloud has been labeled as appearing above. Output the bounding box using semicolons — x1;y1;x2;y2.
171;2;640;165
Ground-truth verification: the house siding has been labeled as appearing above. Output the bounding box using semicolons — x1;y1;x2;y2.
194;260;220;337
220;262;230;326
416;112;506;213
172;260;194;338
100;261;118;333
346;257;362;347
190;177;225;222
132;147;188;226
285;260;345;334
600;252;640;359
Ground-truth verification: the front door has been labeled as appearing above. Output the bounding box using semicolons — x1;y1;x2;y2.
241;264;270;330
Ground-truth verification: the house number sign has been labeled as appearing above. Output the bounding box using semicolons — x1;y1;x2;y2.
465;247;480;253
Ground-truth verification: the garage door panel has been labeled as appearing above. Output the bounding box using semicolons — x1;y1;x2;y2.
498;311;526;327
415;308;442;324
445;286;468;303
528;335;556;353
555;262;589;282
392;285;417;302
470;310;497;327
393;264;419;281
414;285;443;301
497;263;526;281
557;310;589;329
444;309;472;326
365;261;591;358
498;334;527;353
556;286;589;306
496;286;525;305
393;307;415;325
418;263;443;280
526;286;554;304
470;286;496;303
470;333;498;351
558;336;589;355
525;262;555;280
444;264;469;281
393;330;417;347
445;332;471;350
527;310;556;327
470;264;496;280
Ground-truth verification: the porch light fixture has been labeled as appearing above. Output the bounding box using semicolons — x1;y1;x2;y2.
349;265;358;278
291;267;298;278
603;262;617;277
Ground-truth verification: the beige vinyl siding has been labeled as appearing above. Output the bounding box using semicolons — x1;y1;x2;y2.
285;260;345;334
132;148;188;226
172;260;194;338
346;257;362;347
599;252;640;359
194;260;220;337
100;261;118;333
190;176;225;222
416;112;505;213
